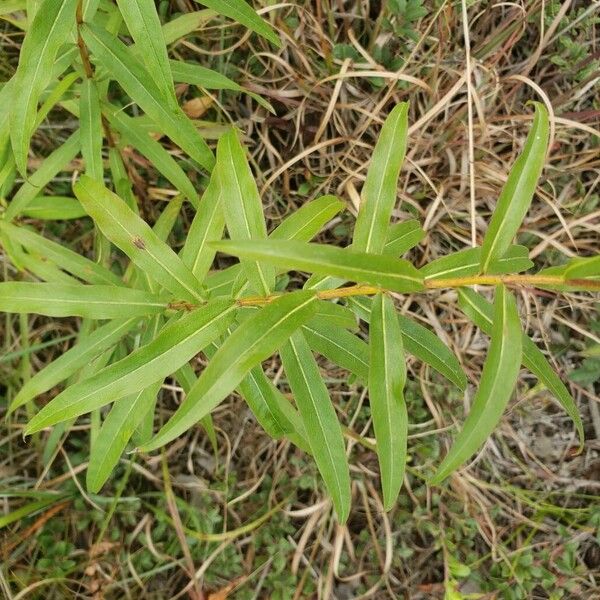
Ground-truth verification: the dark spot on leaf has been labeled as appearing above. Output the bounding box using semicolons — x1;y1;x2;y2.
133;236;145;250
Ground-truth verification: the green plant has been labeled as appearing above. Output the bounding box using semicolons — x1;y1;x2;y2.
1;1;598;525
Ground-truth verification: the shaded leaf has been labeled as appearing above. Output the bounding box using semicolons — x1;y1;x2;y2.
383;219;425;256
19;196;87;220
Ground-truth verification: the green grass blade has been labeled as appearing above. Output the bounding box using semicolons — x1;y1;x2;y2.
422;245;533;280
74;175;204;302
80;79;104;182
180;171;224;283
9;318;138;413
280;331;351;523
81;23;214;172
19;196;87;220
212;240;425;294
5;130;81;220
480;103;549;273
193;0;280;47
0;283;166;319
141;291;318;451
353;102;409;254
457;287;584;449
116;0;177;108
9;0;77;175
431;285;522;483
25;298;236;434
270;195;345;242
105;104;200;206
369;293;408;510
0;220;122;286
303;321;369;382
216;129;274;294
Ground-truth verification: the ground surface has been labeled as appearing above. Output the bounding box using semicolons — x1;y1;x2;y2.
1;1;600;598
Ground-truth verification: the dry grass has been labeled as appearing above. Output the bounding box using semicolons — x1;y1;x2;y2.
1;1;600;598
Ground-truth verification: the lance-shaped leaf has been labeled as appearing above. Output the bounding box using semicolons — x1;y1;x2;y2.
383;220;425;256
0;283;166;319
80;79;104;182
20;196;87;220
105;105;200;206
349;295;466;389
281;331;351;523
180;172;224;282
0;220;122;286
431;285;522;483
81;23;214;172
303;321;369;382
87;381;162;493
311;301;357;331
193;0;280;47
565;256;600;280
353;103;409;254
162;10;215;44
216;129;274;295
369;293;408;510
270;195;345;242
9;0;78;176
422;245;533;281
25;298;236;434
116;0;177;108
74;175;204;302
9;318;138;413
170;60;272;112
480;103;549;273
141;291;318;451
6;130;80;220
457;287;584;448
212;240;425;294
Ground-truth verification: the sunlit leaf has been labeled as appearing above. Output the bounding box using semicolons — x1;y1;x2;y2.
80;79;104;182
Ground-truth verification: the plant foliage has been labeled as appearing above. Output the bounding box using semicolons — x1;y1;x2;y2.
0;0;597;523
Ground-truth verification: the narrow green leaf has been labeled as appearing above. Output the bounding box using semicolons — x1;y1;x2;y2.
270;195;345;242
212;240;425;294
369;293;408;510
431;285;522;483
0;496;68;530
25;298;236;434
141;291;318;451
81;23;214;172
0;1;27;16
0;283;166;319
565;256;600;279
116;0;177;108
311;300;357;331
280;331;351;522
74;175;204;302
193;0;280;47
105;104;200;206
9;0;77;175
422;245;533;280
303;321;369;382
383;219;425;256
216;129;274;294
0;220;122;286
349;295;467;390
480;103;549;273
353;103;409;254
5;130;80;220
80;79;104;182
180;172;224;282
19;196;87;220
10;318;137;413
87;382;162;493
162;10;216;44
457;287;584;448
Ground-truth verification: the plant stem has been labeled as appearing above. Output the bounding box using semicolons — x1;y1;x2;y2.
235;275;599;308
